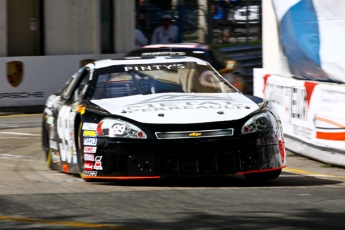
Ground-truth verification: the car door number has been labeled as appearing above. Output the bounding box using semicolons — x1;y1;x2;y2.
57;105;72;163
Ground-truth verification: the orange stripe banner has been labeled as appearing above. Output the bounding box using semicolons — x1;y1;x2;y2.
316;132;345;141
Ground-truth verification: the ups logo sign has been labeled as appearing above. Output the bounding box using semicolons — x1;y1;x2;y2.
7;61;23;87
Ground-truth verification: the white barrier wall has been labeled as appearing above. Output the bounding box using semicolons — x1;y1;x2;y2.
259;0;345;166
254;69;345;167
0;54;123;108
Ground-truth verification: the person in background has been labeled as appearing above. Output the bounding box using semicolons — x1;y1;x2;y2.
135;28;148;48
136;0;147;31
151;14;178;44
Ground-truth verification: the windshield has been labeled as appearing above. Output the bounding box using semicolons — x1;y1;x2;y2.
92;61;237;99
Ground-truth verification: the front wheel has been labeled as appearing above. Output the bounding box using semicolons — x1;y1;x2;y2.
43;125;54;170
244;169;282;182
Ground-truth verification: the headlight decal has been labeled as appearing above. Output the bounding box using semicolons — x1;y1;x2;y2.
241;112;275;134
96;119;147;139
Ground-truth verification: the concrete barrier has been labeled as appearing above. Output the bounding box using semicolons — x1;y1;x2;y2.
0;54;124;108
254;69;345;167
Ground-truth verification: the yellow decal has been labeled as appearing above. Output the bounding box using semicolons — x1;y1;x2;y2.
83;130;97;137
76;105;86;115
189;132;202;137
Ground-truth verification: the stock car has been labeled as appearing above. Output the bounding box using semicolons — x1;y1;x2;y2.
42;56;286;182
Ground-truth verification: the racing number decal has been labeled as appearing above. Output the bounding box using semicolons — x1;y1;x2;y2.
113;124;126;135
57;105;72;163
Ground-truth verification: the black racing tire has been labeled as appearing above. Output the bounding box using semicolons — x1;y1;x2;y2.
76;121;93;182
43;125;54;170
244;169;282;182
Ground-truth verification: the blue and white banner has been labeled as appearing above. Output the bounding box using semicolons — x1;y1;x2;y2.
273;0;345;83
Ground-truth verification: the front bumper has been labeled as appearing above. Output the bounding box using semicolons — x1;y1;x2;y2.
82;132;286;179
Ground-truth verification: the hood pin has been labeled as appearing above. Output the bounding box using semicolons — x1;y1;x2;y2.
121;110;127;114
158;113;164;117
217;111;224;115
245;106;250;109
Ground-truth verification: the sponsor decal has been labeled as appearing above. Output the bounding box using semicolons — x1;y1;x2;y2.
84;162;94;170
47;116;54;125
83;137;97;146
82;122;98;131
49;140;58;150
49;125;55;139
264;79;316;123
93;156;103;170
83;171;97;176
7;61;23;87
84;146;97;153
189;132;202;137
83;130;97;137
0;91;44;99
141;51;186;56
128;94;234;105
69;112;76;131
123;94;244;113
124;63;186;71
84;153;95;162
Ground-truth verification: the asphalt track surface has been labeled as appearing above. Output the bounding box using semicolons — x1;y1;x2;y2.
0;114;344;230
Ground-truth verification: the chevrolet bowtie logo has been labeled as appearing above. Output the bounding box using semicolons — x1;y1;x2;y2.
189;132;202;137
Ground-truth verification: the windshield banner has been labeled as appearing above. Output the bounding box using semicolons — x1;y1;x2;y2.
124;63;186;71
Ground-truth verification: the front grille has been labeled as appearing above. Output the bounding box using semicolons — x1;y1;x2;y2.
155;128;234;139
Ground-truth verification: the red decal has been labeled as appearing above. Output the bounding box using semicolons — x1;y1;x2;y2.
94;156;103;170
84;162;94;170
97;121;104;136
262;74;271;97
316;132;345;141
304;82;318;107
278;140;285;164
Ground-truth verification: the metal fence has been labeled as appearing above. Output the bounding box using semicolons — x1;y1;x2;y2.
211;0;262;44
219;44;262;94
136;0;262;45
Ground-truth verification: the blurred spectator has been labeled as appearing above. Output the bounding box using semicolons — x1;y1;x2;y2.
135;29;148;48
213;0;231;20
136;0;147;31
151;14;178;44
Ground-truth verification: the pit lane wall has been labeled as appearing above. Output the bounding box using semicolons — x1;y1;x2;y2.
254;70;345;167
0;54;122;108
256;0;345;167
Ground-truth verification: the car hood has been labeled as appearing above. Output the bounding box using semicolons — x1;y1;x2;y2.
90;93;260;124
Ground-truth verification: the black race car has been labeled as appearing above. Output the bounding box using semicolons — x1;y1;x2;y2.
42;56;286;182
